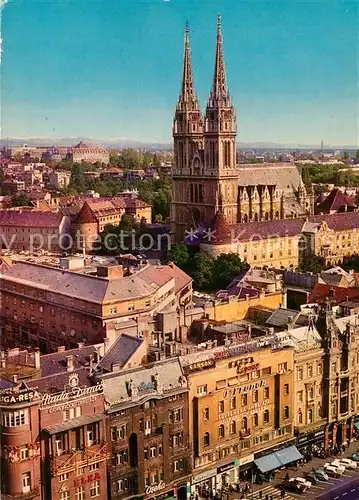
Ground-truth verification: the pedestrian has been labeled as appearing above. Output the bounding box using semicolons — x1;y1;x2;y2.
281;488;285;498
285;472;289;481
259;491;263;499
265;495;269;500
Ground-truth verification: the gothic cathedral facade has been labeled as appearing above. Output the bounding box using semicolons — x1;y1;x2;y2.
171;17;313;243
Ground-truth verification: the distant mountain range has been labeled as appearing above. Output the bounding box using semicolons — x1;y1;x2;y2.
0;137;357;151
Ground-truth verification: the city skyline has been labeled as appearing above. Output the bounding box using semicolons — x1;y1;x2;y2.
1;0;358;146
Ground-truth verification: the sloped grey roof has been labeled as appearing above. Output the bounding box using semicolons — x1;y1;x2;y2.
98;335;143;372
238;163;303;192
100;358;187;408
266;308;301;327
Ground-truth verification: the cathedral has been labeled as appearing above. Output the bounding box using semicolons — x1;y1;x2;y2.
171;16;313;243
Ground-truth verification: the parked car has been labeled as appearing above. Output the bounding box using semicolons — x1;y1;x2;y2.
281;479;307;493
294;477;312;489
331;460;346;473
351;453;359;462
339;458;357;469
323;464;343;477
312;469;329;481
306;472;319;484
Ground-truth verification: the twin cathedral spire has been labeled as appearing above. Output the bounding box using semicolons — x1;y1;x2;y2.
173;15;237;175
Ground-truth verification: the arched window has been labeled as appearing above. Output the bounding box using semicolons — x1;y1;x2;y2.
241;417;248;431
263;410;269;423
218;425;225;439
254;213;259;222
230;420;236;434
243;214;248;223
284;406;290;419
203;432;210;447
275;211;279;219
298;411;303;424
308;409;313;423
253;413;259;427
265;212;269;220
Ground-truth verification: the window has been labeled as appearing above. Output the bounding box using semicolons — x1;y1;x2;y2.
241;394;248;406
203;407;210;420
307;364;313;378
87;424;97;446
264;387;269;399
284;384;289;395
284;406;290;419
90;480;100;497
203;432;210;447
230;420;236;434
111;424;127;440
308;387;314;400
76;467;86;477
117;479;129;493
263;410;269;424
308;409;313;424
253;413;259;426
297;368;303;381
218;424;225;439
60;492;70;500
297;391;303;402
170;408;183;423
89;462;100;471
64;406;81;421
298;410;303;424
114;450;128;465
75;487;85;500
2;409;29;427
149;447;157;458
21;472;31;494
197;385;207;396
218;400;225;413
174;459;185;472
59;473;69;482
110;307;117;314
278;362;287;372
241;417;248;432
230;396;236;410
317;363;322;375
20;446;29;461
253;390;259;403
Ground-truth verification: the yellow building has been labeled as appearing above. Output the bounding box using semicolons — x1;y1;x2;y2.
180;340;297;493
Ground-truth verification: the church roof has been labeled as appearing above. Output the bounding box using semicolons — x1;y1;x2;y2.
238;163;303;191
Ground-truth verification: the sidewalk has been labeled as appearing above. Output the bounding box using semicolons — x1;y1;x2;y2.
243;440;359;500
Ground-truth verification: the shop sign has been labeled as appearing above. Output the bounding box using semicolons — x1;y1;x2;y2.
314;430;325;438
138;382;156;393
185;359;216;373
73;472;101;487
48;396;97;414
217;461;236;474
145;481;166;495
223;380;266;398
41;382;103;408
0;388;40;405
192;468;217;484
237;363;260;375
238;454;254;467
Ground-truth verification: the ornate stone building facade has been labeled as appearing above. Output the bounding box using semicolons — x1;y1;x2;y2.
171;17;313;242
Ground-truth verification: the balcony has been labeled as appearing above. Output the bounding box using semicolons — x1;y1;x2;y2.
239;429;251;439
50;442;109;476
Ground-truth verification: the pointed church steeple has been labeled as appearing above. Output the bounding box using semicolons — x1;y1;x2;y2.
210;15;229;105
177;22;199;111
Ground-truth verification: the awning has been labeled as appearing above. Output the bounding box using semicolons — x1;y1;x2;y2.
276;445;302;466
254;445;302;473
254;453;283;473
43;414;103;435
354;422;359;430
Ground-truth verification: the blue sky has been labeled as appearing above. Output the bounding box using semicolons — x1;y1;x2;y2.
1;0;359;145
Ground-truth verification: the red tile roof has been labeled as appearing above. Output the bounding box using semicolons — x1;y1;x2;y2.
308;283;359;304
0;210;65;228
316;188;356;213
308;212;359;231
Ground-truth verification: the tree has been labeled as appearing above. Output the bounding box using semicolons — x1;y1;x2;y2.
212;253;247;290
356;150;359;163
298;249;326;273
343;151;350;163
168;244;190;269
186;252;215;291
12;193;32;207
119;213;138;232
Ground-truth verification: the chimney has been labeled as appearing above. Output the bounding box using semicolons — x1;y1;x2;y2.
287;316;294;330
66;355;74;372
57;346;66;353
34;348;41;369
97;264;124;280
13;374;18;384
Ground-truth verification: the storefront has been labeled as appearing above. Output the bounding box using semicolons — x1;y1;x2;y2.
254;444;302;480
216;460;240;489
191;468;217;497
145;482;178;500
296;426;326;453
